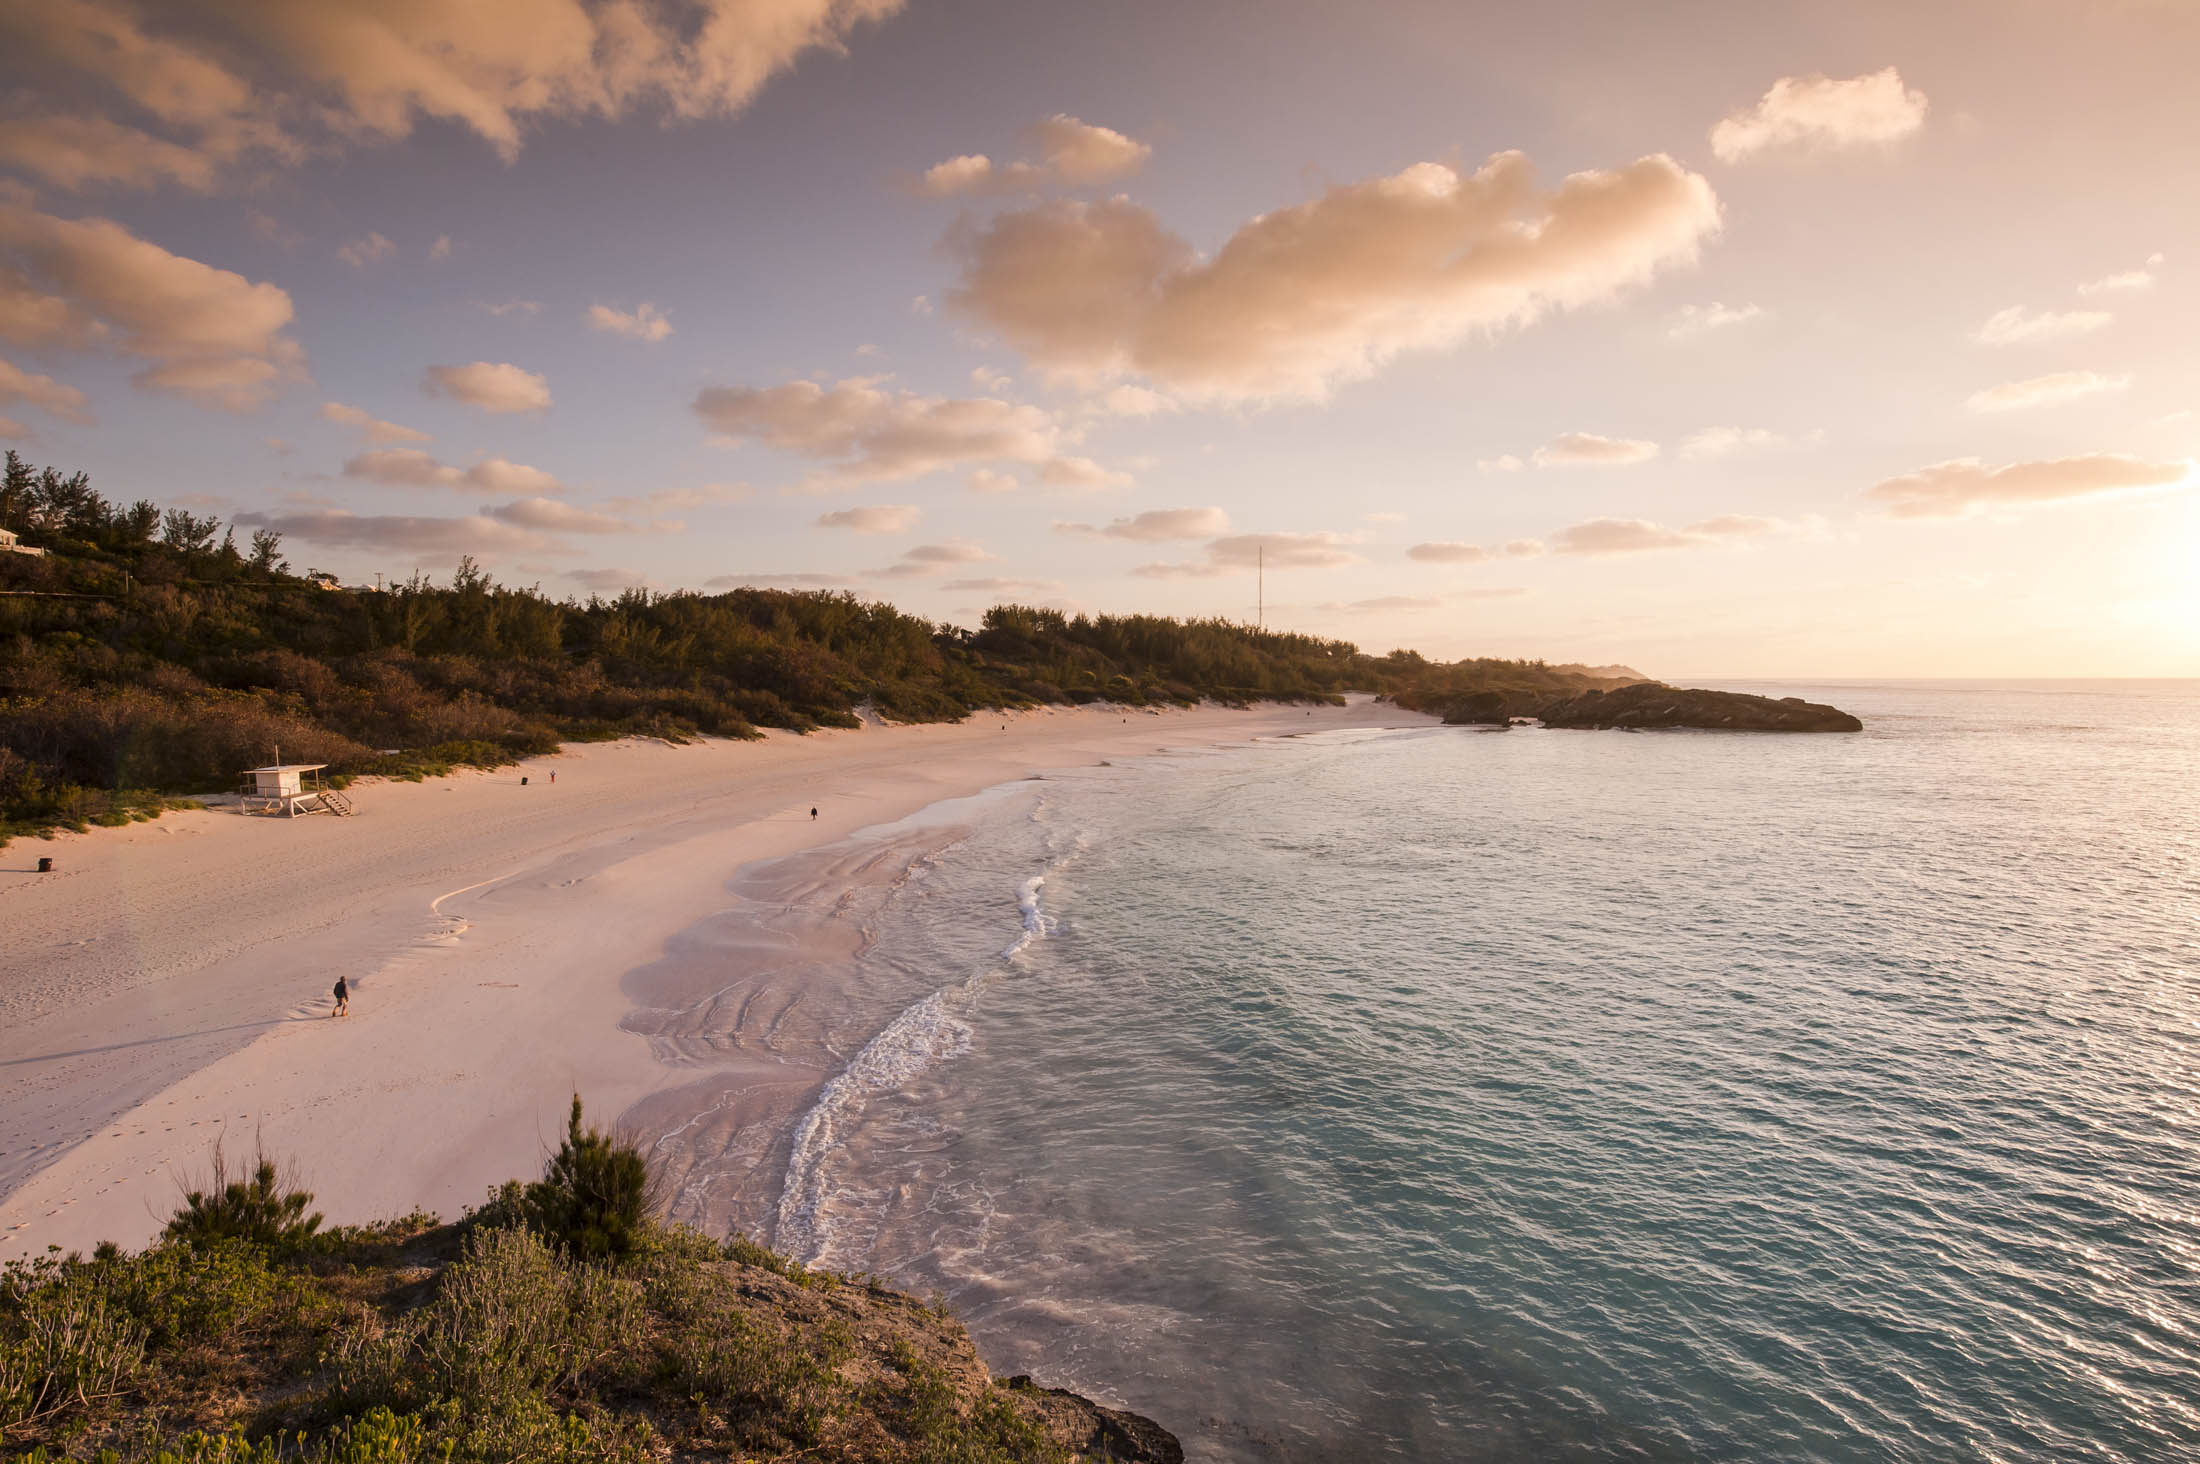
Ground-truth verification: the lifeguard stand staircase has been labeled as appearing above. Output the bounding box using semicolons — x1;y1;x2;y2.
237;762;353;818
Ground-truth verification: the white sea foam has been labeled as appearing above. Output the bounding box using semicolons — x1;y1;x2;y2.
775;863;1058;1262
1003;875;1049;957
774;989;973;1261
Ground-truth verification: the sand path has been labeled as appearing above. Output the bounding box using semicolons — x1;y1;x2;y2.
0;701;1410;1258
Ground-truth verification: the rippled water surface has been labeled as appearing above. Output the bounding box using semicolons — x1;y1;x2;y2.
769;682;2200;1462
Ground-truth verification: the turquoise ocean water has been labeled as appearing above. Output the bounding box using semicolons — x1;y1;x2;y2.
755;682;2200;1462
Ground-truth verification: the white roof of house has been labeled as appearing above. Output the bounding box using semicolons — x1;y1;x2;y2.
241;763;328;774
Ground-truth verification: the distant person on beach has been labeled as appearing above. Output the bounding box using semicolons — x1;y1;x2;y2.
549;770;555;784
332;977;348;1017
810;807;818;819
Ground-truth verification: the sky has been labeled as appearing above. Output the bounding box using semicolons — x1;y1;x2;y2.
0;0;2194;677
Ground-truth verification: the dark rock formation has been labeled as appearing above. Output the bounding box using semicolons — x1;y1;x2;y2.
1441;690;1513;725
1535;682;1862;732
1006;1376;1187;1464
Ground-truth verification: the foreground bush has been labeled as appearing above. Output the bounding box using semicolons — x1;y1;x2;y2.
0;1215;1156;1462
0;1109;1173;1462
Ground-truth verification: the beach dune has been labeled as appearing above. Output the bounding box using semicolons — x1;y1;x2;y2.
0;701;1412;1260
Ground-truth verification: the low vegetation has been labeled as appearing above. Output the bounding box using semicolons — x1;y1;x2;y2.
1;450;1638;845
0;1102;1171;1463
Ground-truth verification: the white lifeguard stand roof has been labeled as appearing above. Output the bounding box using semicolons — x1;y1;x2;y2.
243;762;326;797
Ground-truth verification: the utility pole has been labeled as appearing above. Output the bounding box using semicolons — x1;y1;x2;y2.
1257;544;1263;631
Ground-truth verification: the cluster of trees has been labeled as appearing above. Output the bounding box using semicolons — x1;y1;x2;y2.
0;452;1638;842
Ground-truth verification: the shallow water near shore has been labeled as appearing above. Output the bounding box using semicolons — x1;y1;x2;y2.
643;682;2200;1462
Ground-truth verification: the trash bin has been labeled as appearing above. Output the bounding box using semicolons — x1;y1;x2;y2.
37;857;53;873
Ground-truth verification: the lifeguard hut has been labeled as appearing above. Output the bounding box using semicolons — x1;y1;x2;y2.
237;762;352;818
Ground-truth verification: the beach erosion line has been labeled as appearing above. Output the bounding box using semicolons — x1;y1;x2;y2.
773;843;1059;1264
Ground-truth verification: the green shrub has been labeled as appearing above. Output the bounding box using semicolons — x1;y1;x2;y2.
329;1228;645;1462
878;1340;1066;1464
163;1146;321;1253
522;1098;649;1262
0;1280;146;1438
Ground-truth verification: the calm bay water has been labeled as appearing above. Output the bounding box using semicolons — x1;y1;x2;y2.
767;682;2200;1462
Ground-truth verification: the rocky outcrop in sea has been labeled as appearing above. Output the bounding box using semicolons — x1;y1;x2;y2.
1532;683;1863;732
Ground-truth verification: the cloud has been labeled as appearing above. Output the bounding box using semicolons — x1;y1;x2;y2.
2078;254;2162;296
817;503;919;533
1974;305;2112;346
942;576;1057;593
1477;454;1524;473
1037;454;1132;490
0;202;302;408
1533;432;1659;467
692;377;1062;485
343;448;563;495
1056;507;1228;541
1325;595;1443;613
1503;539;1547;558
916;114;1149;196
948;149;1720;403
429;235;452;261
483;497;626;533
966;468;1019;493
587;302;672;341
336;231;394;267
597;482;749;514
1668;301;1764;339
1406;541;1491;563
1710;67;1927;162
1094;383;1173;417
1548;515;1780;555
0;0;906;189
479;299;539;317
1027;114;1151;183
1966;371;2131;413
0;356;93;423
0;114;219;191
466;457;564;495
1137;530;1361;578
705;571;858;589
321;399;429;443
866;539;990;578
1864;453;2190;518
0;414;29;439
233;508;549;558
919;155;1005;196
425;360;550;413
1679;425;1811;460
568;567;649;591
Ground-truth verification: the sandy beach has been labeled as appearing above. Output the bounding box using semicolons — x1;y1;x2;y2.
0;700;1415;1260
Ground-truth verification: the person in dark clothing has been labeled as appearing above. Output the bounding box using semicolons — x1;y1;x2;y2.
810;807;818;819
332;976;349;1017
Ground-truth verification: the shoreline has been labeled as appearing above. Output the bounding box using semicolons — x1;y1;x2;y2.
0;698;1432;1261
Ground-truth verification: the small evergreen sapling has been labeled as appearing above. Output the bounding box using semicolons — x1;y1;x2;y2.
525;1096;649;1260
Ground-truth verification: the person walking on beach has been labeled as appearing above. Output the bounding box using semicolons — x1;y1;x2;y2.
331;976;349;1017
810;806;818;819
